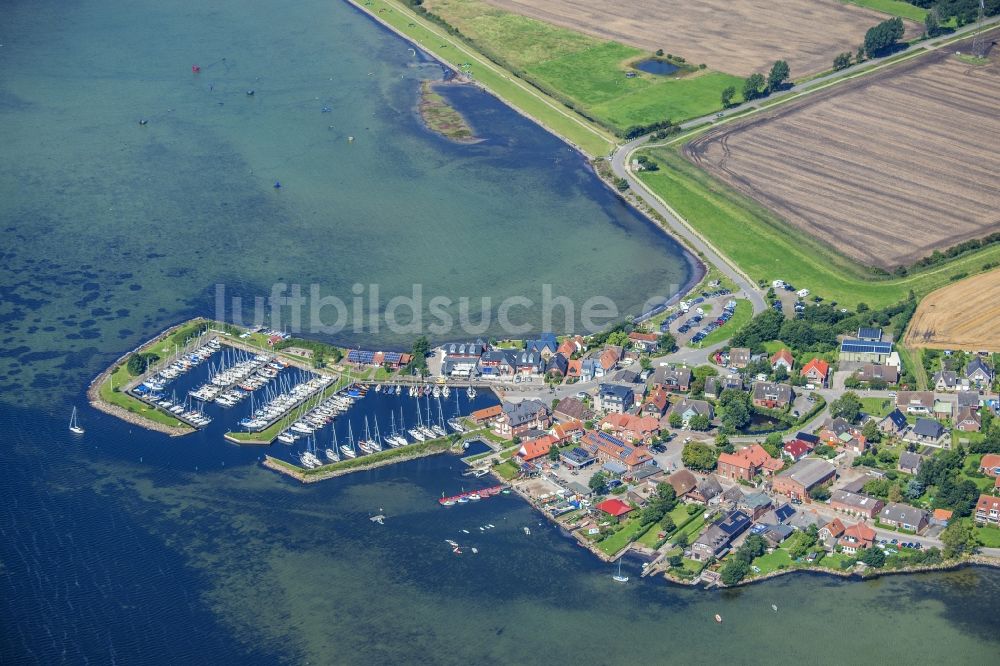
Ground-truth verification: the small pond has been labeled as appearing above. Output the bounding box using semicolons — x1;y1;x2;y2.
633;58;680;76
739;412;792;435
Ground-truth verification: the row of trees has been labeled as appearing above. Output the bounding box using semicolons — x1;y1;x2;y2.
721;60;790;108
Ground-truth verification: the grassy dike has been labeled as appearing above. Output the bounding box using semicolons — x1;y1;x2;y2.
263;437;455;482
633;144;1000;309
346;0;616;156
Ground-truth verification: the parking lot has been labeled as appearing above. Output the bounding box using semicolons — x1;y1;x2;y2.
658;288;735;346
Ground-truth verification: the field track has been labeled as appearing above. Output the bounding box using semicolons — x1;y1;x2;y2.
905;269;1000;352
481;0;919;76
685;36;1000;270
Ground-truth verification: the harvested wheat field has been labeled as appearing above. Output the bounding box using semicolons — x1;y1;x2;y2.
481;0;917;76
686;41;1000;270
905;270;1000;352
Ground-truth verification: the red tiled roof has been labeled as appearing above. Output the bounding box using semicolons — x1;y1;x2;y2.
518;436;556;462
932;509;953;521
783;440;811;458
596;498;633;517
719;444;779;471
980;454;1000;476
471;405;502;421
977;494;1000;512
841;522;876;546
802;358;830;378
823;518;846;538
599;349;618;370
552;421;583;441
629;332;660;342
770;349;793;366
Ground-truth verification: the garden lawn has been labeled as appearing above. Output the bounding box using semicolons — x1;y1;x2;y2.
598;518;649;555
751;548;794;575
861;397;894;418
819;552;856;570
492;460;519;480
636;146;1000;308
692;299;752;347
975;525;1000;548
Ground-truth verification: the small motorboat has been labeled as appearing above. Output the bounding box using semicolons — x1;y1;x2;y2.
714;614;723;624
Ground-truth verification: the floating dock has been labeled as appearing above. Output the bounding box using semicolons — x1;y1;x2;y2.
438;484;508;506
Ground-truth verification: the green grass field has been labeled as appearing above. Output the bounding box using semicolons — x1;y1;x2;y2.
842;0;929;21
422;0;740;135
597;516;647;555
635;145;1000;308
861;397;894;417
751;548;794;575
975;525;1000;548
692;299;752;347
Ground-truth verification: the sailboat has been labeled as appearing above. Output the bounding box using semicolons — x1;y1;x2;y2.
466;383;476;399
613;559;629;583
325;426;341;462
358;416;374;453
341;421;358;458
69;406;84;434
369;416;383;452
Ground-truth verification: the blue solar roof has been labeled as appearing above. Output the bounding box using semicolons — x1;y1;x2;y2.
383;352;402;364
347;350;375;363
840;339;892;354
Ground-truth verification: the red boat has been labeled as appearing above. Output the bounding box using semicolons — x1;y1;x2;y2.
191;65;201;73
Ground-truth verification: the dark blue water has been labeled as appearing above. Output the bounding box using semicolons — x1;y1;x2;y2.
634;59;681;76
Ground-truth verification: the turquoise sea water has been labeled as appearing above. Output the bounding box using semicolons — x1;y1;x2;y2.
0;0;998;663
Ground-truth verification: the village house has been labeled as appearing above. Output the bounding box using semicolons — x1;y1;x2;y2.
878;409;908;437
783;438;812;462
903;418;948;448
440;340;487;377
667;469;698;499
840;328;893;364
477;349;515;378
595;383;634;414
819;417;868;454
933;399;953;421
628;331;661;353
758;503;796;526
898;450;924;475
738;492;773;520
581;430;654;474
669;398;714;427
974;494;1000;525
716;444;782;482
544;353;569;379
772;458;837;500
761;524;794;548
596;345;623;377
818;518;846;550
595;498;633;519
955;406;982;432
599;413;660;443
553;397;593;423
839;522;877;554
932;370;960;392
957;391;981;409
470;404;502;425
752;381;793;409
770;349;794;373
931;508;953;527
690;510;751;561
515;435;557;463
729;347;751;369
965;357;994;389
652;365;692;392
524;333;559;360
704;371;743;399
979;454;1000;477
855;363;900;385
801;358;830;387
830;490;884;519
895;391;935;416
690;475;723;504
879;503;929;533
641;385;670;418
496;400;551;438
557;335;586;358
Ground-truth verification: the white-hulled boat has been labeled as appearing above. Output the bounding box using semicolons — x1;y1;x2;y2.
69;406;84;434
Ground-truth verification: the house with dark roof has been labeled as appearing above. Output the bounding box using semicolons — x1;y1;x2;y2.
690;510;751;561
595;383;635;414
955;406;982;432
856;363;900;385
965;357;994;389
761;523;794;547
932;370;960;392
772;458;837;499
830;490;884;519
652;365;692;392
879;503;929;533
738;492;773;520
896;391;934;415
840;338;893;363
524;333;559;359
857;327;883;341
667;469;697;498
957;391;981;409
669;398;713;426
478;349;516;378
903;418;947;448
561;446;596;469
758;503;796;525
581;430;654;473
544;353;569;379
752;381;793;409
553;397;593;423
729;348;751;369
704;371;743;399
690;475;723;504
497;399;551;438
878;409;908;436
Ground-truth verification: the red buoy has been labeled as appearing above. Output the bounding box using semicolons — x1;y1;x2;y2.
191;65;201;73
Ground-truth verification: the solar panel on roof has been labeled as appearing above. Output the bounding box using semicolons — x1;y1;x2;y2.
840;340;892;354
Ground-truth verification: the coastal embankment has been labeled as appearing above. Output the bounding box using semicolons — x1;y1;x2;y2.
263;438;456;482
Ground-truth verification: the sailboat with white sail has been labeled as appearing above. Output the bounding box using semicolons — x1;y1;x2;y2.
69;406;84;434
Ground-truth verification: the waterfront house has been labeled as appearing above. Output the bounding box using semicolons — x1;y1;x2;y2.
762;524;794;547
974;494;1000;525
839;522;876;554
595;498;633;519
879;503;929;533
667;469;698;499
478;349;515;378
830;490;884;519
525;333;559;360
955;406;982;432
470;404;502;425
641;386;670;418
878;409;908;436
652;365;692;392
903;418;947;448
965;357;994;389
729;347;751;369
516;435;557;463
513;350;544;375
770;349;794;372
783;439;812;462
801;358;830;387
440;340;486;376
595;383;634;414
553;397;593;423
979;454;1000;477
628;331;661;353
691;510;751;561
716;444;782;482
497;399;551;438
772;458;836;500
669;398;714;427
898;450;923;475
896;391;934;415
752;381;793;409
819;518;846;550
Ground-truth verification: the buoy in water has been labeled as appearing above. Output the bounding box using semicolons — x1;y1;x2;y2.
273;181;281;189
246;89;255;96
348;136;354;142
192;64;201;73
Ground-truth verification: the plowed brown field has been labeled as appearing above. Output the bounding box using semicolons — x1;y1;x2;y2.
481;0;917;76
905;270;1000;351
686;44;1000;270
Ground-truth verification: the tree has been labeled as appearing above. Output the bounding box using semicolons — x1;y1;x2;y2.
409;335;430;376
674;532;689;549
548;445;560;461
767;60;790;93
669;412;683;429
589;471;607;492
682;441;718;471
887;484;902;503
668;553;683;567
833;52;852;70
862;419;882;444
831;391;862;423
809;483;832;501
658;332;677;352
863;17;905;57
941;519;980;558
606;330;629;348
126;353;147;376
312;347;325;369
689;414;711;431
715;433;734;454
905;477;925;500
739;534;768;561
721;85;736;108
660;514;676;532
859;546;886;568
742;73;765;101
760;433;783;459
720;557;750;586
640;356;652;371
